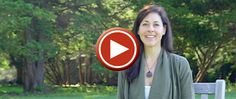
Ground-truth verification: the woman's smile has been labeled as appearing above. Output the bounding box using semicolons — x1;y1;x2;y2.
144;34;157;41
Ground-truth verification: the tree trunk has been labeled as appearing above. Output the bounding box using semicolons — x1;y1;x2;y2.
35;33;45;90
9;55;23;85
194;66;208;82
63;60;68;85
23;57;36;92
78;54;84;85
194;45;222;82
22;17;45;93
16;66;23;85
67;60;71;85
87;53;93;84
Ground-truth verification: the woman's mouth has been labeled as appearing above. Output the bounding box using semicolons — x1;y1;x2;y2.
144;35;157;42
145;35;156;38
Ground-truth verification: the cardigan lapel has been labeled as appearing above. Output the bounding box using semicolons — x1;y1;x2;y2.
129;53;145;99
148;49;172;99
139;53;145;99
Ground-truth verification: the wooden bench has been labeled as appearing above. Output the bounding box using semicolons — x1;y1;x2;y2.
193;80;226;99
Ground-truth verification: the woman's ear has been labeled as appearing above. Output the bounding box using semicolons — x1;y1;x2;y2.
163;25;167;35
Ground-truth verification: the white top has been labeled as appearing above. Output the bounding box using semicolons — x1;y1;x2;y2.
145;86;151;99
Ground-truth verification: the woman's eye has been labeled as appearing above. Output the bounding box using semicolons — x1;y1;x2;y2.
154;24;159;26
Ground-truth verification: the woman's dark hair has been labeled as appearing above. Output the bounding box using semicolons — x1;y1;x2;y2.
126;4;173;82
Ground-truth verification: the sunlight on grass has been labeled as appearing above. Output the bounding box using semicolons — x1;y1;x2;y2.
0;85;23;94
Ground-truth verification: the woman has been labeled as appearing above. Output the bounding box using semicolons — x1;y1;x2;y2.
117;4;195;99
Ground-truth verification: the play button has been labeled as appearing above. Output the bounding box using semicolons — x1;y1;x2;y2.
110;40;129;59
96;27;139;71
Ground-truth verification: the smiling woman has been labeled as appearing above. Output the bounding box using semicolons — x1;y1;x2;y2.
138;12;166;47
117;4;195;99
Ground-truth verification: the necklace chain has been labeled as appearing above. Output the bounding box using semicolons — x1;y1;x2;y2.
144;55;158;78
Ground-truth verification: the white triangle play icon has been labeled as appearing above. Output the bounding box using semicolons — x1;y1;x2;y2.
110;40;129;59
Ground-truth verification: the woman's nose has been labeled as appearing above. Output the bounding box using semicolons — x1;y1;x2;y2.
147;25;154;33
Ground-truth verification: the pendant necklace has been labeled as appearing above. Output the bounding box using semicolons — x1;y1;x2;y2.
144;55;157;78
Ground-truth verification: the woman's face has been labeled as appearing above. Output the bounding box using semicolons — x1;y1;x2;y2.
138;12;166;47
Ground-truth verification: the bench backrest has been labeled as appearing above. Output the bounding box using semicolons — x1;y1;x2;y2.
193;80;226;99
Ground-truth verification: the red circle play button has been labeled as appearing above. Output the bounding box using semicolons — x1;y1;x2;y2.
96;27;140;71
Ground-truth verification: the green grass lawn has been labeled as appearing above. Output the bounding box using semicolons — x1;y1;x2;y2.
0;84;117;99
0;84;235;99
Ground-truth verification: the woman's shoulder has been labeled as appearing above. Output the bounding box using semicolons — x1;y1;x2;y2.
168;52;189;64
166;52;190;70
167;52;192;78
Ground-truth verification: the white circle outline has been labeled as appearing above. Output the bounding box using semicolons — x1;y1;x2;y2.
98;30;137;69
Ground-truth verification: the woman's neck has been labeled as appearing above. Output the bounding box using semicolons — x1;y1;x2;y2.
144;44;161;61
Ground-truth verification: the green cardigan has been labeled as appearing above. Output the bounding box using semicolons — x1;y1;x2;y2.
117;49;195;99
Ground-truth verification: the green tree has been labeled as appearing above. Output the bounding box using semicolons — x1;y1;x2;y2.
0;0;56;92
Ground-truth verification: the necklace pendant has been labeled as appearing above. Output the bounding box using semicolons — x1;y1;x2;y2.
146;71;152;78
